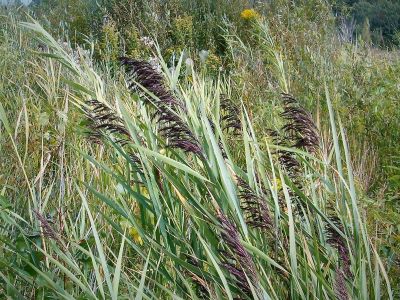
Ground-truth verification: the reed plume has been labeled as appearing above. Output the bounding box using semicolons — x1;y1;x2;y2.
217;210;260;297
85;99;143;173
120;58;203;156
334;268;349;300
220;95;242;134
237;177;273;230
326;217;352;277
34;210;62;246
280;93;320;154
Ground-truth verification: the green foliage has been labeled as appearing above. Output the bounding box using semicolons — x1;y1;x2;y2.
172;15;194;49
361;17;372;45
355;1;400;41
124;25;142;58
31;0;101;45
96;18;120;62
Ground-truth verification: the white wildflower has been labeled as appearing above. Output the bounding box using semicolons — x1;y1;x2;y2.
148;57;161;73
140;36;154;47
185;58;194;75
199;50;209;63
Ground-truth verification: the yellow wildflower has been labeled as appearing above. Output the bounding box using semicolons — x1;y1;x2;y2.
240;9;260;21
394;234;400;243
140;185;149;198
273;178;282;191
120;220;143;245
129;226;143;245
204;52;222;76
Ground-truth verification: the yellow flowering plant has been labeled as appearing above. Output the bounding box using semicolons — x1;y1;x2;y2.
240;9;260;21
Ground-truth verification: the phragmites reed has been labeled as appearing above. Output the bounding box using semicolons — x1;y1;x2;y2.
326;217;352;277
34;210;62;246
268;128;301;178
334;268;349;300
220;95;242;134
269;93;320;174
184;254;211;298
217;210;259;297
84;99;143;173
120;57;185;110
280;93;320;154
85;99;130;145
268;93;320;215
206;96;241;159
277;150;301;178
208;117;228;159
120;57;203;156
237;177;273;230
156;112;203;155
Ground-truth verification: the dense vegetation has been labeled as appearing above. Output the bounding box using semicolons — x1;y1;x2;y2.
0;0;399;299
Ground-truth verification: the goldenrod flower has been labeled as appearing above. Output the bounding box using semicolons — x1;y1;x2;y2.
240;9;259;21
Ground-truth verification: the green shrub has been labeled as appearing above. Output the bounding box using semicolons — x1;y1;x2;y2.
96;18;120;62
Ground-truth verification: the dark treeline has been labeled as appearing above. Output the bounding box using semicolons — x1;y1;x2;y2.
333;0;400;46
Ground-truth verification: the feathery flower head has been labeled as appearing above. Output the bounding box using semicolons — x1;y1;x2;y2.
237;177;273;230
280;93;320;154
220;95;242;134
85;99;130;144
326;217;352;277
334;268;349;300
84;99;143;173
120;57;203;156
34;210;62;246
184;254;211;298
120;57;186;110
217;210;260;296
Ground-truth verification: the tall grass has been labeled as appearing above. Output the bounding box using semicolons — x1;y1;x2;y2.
0;15;394;299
